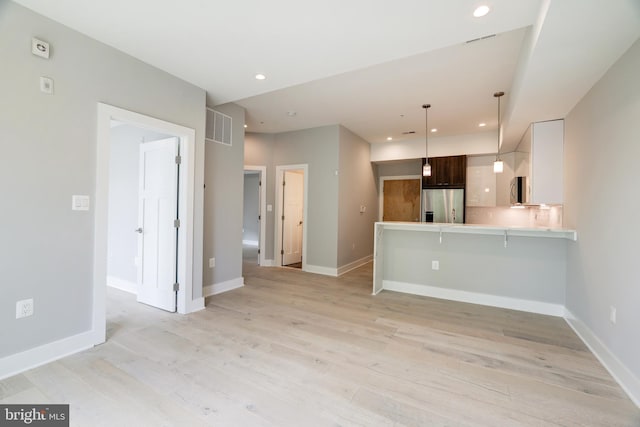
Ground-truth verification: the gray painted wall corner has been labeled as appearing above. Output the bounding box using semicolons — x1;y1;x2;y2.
564;38;640;380
337;126;378;268
273;126;340;269
244;133;276;260
203;102;246;288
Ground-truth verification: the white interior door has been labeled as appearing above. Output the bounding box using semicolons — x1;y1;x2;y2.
282;170;304;266
136;137;179;312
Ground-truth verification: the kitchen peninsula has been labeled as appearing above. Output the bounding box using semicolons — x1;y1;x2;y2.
372;222;577;317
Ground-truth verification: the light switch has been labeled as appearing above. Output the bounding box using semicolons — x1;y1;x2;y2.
40;77;53;94
267;204;273;212
72;195;90;211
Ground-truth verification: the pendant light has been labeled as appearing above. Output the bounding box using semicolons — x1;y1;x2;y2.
422;104;432;177
493;91;505;173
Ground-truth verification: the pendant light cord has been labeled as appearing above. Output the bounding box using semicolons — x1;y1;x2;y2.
423;104;431;159
493;92;504;162
494;92;504;160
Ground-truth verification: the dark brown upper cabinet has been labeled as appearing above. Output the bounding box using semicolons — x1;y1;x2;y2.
422;155;467;188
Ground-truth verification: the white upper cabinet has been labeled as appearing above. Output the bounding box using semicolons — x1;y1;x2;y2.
519;120;564;205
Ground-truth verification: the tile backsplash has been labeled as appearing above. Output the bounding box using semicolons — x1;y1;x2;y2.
466;206;563;228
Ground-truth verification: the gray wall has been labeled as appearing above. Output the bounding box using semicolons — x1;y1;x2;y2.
564;39;640;377
107;125;170;284
338;126;378;267
244;133;275;260
243;173;260;244
375;159;422;178
273;126;340;269
244;127;340;269
0;2;206;358
203;103;245;287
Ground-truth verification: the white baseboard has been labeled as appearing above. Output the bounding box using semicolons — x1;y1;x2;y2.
263;259;275;267
0;330;97;381
337;255;373;276
106;275;136;294
304;264;338;277
382;280;566;317
203;277;244;297
242;240;259;247
565;310;640;408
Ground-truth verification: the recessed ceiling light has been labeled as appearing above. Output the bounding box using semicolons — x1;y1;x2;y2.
478;122;486;127
431;128;438;133
386;137;393;141
473;5;490;17
255;73;266;80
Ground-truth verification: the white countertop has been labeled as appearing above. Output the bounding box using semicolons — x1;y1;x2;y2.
375;222;577;240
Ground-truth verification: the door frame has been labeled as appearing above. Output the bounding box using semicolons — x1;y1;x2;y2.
275;164;308;270
94;103;197;344
243;165;267;266
378;175;421;221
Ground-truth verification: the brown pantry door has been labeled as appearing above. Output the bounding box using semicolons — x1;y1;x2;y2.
382;179;421;222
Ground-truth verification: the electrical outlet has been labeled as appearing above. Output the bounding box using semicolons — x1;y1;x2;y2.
16;299;34;319
209;258;215;268
432;260;439;270
610;306;617;324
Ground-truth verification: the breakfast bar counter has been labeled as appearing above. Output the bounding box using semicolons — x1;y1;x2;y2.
372;222;577;316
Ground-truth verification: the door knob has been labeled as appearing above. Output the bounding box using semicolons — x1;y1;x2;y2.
134;227;143;233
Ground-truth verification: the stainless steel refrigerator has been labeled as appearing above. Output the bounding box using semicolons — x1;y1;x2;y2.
422;189;465;223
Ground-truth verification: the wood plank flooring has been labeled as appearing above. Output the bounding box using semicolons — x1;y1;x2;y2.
2;252;639;426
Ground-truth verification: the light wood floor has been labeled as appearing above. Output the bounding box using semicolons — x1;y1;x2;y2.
2;252;638;426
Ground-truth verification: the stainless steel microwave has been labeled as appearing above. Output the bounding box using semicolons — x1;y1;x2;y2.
510;176;529;205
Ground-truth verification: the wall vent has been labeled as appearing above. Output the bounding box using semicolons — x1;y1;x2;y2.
206;108;232;146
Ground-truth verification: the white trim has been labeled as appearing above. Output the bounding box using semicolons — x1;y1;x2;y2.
263;259;276;267
242;240;259;247
244;165;267;266
304;264;338;277
275;164;309;271
565;310;640;408
186;297;205;313
106;276;136;294
378;175;422;222
381;280;565;317
0;330;95;381
377;221;577;240
203;277;245;297
337;255;373;276
96;103;199;349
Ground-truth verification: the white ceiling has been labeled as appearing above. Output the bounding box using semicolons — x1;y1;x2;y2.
13;0;640;151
